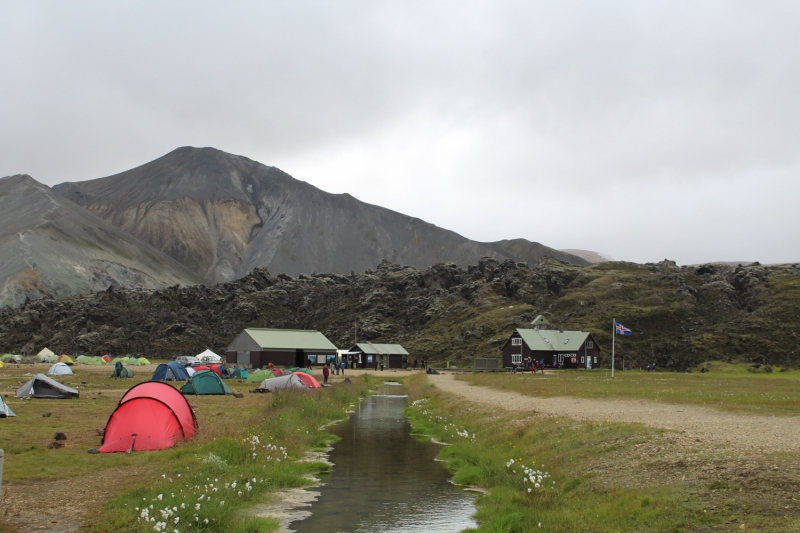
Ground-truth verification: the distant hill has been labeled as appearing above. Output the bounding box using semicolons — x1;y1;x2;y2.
54;146;589;282
560;249;615;264
0;175;204;307
2;257;797;372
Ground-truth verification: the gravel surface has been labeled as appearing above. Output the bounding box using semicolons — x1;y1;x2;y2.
429;373;800;453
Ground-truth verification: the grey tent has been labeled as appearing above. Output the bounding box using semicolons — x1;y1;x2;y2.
16;373;79;399
0;395;15;417
254;373;308;393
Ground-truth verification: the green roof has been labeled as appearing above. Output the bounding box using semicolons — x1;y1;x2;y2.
352;343;409;355
516;329;591;352
244;329;338;351
530;315;552;326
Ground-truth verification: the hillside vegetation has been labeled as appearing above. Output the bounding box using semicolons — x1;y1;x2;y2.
1;257;798;370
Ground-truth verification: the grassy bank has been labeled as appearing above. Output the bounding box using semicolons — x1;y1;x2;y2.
457;363;800;417
404;373;800;532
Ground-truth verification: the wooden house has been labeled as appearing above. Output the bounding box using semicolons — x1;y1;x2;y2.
501;315;601;369
226;328;338;368
347;342;409;370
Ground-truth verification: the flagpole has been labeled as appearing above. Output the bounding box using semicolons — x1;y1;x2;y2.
612;317;615;378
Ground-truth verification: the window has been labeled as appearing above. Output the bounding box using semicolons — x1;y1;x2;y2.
564;339;570;344
511;338;522;346
512;354;522;364
580;356;585;363
558;354;564;363
587;341;593;349
593;357;597;363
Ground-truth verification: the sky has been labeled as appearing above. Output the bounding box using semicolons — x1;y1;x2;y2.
2;1;799;265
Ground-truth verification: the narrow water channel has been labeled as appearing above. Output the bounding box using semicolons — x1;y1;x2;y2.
289;386;477;533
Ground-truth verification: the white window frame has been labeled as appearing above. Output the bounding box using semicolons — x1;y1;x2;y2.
580;356;585;363
511;338;522;346
558;354;564;363
511;354;522;364
593;357;597;363
587;341;593;349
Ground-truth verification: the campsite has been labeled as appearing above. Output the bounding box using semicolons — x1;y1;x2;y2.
0;358;373;532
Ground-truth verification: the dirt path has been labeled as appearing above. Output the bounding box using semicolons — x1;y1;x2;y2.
428;373;800;453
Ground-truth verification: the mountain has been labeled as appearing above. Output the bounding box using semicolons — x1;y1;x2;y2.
2;257;797;372
559;249;615;264
0;174;205;308
53;147;588;282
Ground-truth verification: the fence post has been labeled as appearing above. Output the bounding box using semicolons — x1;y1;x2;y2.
0;448;4;503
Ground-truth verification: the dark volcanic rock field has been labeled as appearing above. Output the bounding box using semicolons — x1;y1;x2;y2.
2;257;799;370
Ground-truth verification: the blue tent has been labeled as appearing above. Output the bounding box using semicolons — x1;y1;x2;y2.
151;361;191;381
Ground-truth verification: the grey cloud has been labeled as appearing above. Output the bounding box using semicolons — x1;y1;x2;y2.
1;0;799;265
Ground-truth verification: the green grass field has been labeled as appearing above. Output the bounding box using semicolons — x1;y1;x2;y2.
405;373;800;532
456;362;800;417
0;362;370;532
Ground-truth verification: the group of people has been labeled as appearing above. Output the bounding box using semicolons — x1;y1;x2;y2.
321;360;347;384
512;357;547;374
411;358;426;370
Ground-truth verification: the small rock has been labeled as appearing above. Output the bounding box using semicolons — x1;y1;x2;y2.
54;431;67;440
42;412;52;418
88;448;99;454
47;441;64;449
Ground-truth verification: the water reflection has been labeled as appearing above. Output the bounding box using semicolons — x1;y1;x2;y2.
290;390;477;533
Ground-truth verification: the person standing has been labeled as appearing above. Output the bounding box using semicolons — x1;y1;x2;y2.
323;363;330;385
340;360;345;375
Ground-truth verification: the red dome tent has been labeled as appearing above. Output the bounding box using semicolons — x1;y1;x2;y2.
292;372;321;388
98;382;197;453
120;382;197;438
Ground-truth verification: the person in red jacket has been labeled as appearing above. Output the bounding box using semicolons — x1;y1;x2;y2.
323;363;330;385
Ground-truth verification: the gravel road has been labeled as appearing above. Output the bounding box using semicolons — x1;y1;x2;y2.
428;373;800;453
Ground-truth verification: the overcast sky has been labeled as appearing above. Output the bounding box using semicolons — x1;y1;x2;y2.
2;1;799;265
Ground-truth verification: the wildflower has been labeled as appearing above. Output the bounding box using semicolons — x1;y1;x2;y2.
528;488;532;493
157;494;163;501
194;503;200;511
203;519;209;524
173;517;180;524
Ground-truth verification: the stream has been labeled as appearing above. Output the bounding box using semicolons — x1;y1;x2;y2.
289;385;478;532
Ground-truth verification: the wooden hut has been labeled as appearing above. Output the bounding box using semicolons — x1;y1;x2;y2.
501;315;600;369
347;342;409;370
226;328;337;368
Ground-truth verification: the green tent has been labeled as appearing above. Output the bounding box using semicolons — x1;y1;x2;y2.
110;367;134;378
288;367;314;376
110;357;125;364
247;369;277;382
76;355;102;365
125;357;142;366
180;370;232;395
230;368;250;379
1;354;20;363
137;357;151;365
47;354;59;363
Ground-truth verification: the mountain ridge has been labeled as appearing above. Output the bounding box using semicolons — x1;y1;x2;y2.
0;174;204;307
53;146;589;282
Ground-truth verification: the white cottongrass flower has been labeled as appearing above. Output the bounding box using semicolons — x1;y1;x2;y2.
173;517;180;524
203;519;209;524
194;503;200;510
527;488;532;493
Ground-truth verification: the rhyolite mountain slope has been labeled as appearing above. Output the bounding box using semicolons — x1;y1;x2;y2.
53;147;588;282
559;249;615;264
0;174;205;308
3;257;798;371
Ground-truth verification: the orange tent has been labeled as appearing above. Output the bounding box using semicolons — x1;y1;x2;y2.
292;372;321;388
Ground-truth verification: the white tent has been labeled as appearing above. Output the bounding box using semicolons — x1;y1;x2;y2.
196;349;222;364
47;362;74;376
0;395;15;417
37;347;55;357
186;366;196;376
254;374;308;392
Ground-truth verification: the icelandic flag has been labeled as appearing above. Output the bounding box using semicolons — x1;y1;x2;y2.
615;322;632;335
